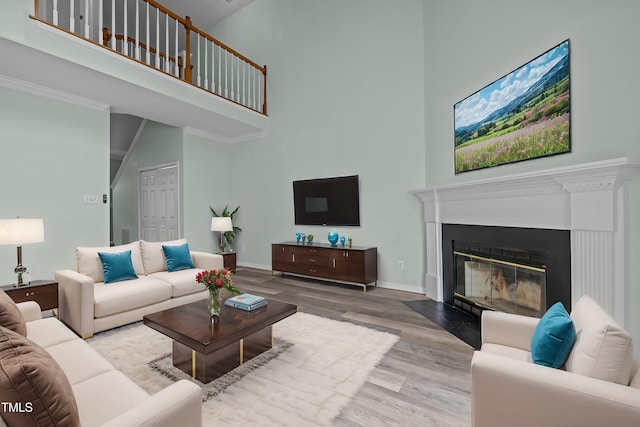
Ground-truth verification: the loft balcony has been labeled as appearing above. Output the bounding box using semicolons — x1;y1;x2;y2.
0;0;267;143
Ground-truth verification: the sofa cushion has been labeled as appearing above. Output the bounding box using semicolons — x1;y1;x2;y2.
163;243;196;272
565;295;634;385
72;370;148;427
0;289;26;336
26;317;78;349
98;250;139;283
141;239;187;274
77;241;144;283
0;325;81;427
45;339;115;386
530;302;576;368
148;269;205;298
93;276;172;318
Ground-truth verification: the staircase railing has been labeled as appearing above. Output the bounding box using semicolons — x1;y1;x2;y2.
31;0;267;115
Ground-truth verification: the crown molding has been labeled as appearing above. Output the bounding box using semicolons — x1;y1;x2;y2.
0;73;110;111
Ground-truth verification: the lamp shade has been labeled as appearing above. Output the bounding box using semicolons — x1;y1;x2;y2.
210;217;233;232
0;219;45;245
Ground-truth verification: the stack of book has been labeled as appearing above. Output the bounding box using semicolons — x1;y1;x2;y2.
224;293;267;311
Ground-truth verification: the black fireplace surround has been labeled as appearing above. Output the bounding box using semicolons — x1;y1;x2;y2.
442;224;572;314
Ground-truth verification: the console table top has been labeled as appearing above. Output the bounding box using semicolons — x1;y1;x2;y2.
277;241;377;251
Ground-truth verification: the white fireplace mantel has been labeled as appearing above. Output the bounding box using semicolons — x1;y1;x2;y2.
414;157;640;327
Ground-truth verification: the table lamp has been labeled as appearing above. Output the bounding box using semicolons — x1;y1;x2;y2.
0;218;45;285
211;217;233;253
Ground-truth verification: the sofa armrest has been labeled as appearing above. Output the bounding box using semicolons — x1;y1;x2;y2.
100;380;202;427
55;269;95;338
191;251;224;270
481;310;539;351
17;301;43;322
471;351;640;427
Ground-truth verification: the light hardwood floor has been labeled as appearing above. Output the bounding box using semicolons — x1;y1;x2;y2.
231;267;474;427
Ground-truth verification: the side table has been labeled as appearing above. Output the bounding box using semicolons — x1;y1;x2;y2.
219;252;237;271
1;280;58;313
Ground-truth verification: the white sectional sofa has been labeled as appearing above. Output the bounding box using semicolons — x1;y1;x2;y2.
55;239;223;338
0;298;201;427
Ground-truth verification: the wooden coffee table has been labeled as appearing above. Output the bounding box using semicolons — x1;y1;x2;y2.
143;298;297;383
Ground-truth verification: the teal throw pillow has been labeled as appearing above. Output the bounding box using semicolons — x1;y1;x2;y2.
530;302;576;368
163;243;195;272
98;250;138;284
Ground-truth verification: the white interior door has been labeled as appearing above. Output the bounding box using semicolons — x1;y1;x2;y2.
139;164;179;241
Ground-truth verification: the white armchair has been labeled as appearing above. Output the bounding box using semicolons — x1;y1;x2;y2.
471;296;640;427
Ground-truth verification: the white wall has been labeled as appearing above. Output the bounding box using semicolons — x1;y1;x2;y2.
423;0;640;354
209;0;427;291
0;86;109;282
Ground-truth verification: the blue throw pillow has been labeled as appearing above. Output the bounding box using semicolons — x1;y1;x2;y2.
162;243;195;272
98;250;138;284
530;302;576;368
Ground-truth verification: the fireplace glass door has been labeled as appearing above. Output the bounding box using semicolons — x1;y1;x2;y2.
454;251;546;317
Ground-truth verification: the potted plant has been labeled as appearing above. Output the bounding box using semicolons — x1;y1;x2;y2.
210;205;242;251
307;234;314;245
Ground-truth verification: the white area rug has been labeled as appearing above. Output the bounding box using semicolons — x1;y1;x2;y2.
87;312;399;426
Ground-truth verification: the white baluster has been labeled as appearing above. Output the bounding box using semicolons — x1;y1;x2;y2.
155;7;160;68
52;0;58;25
70;0;75;33
84;0;90;38
165;13;169;72
111;0;116;49
204;39;209;89
224;50;229;98
218;44;222;94
123;0;128;56
211;42;216;93
236;56;240;102
196;35;201;86
134;0;140;60
145;2;150;64
243;61;248;106
174;19;179;77
98;0;103;45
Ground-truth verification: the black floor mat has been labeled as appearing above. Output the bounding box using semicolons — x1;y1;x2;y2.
404;299;481;349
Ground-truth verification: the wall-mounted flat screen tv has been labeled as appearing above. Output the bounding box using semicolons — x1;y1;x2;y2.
293;175;360;226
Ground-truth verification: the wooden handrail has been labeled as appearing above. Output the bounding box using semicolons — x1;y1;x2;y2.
102;28;183;68
31;0;267;115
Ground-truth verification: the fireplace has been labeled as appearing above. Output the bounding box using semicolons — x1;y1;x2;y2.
414;158;640;330
442;224;571;318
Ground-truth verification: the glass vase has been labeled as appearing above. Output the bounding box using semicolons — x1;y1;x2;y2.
208;288;222;317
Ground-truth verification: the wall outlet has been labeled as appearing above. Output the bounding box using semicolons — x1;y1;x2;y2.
397;260;404;270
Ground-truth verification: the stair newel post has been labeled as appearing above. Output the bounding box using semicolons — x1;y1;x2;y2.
184;16;193;83
262;65;268;115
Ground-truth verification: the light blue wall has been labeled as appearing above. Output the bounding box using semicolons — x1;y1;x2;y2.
0;86;109;282
182;131;234;253
209;0;427;291
111;120;183;245
423;0;640;352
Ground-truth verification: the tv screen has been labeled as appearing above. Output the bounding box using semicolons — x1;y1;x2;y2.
293;175;360;226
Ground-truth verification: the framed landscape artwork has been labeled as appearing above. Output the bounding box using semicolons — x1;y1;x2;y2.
454;40;570;174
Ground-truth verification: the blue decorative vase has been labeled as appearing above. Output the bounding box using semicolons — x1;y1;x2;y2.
296;232;302;243
328;232;339;246
340;235;346;247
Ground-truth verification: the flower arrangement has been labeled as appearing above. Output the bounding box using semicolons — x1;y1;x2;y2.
196;269;241;316
196;269;241;294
